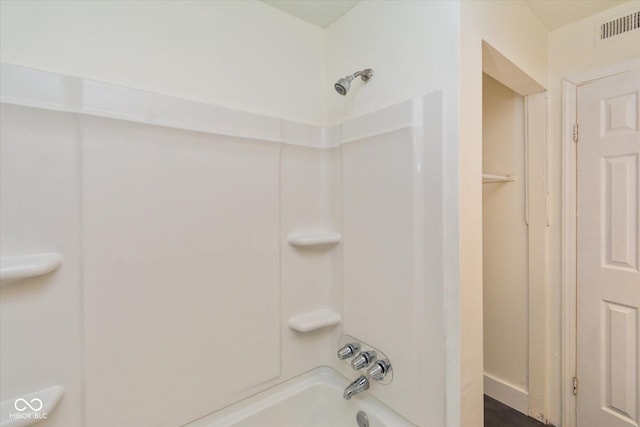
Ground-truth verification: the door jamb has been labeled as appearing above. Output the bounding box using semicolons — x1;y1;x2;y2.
560;58;640;427
561;77;577;427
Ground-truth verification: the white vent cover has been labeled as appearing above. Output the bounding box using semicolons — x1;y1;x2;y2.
598;10;640;41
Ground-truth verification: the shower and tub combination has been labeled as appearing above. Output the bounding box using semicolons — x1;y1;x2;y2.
1;59;445;427
184;70;420;427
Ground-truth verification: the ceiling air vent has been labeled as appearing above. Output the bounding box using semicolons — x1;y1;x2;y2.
599;10;640;41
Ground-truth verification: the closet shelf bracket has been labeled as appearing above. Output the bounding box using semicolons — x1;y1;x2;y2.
482;174;515;184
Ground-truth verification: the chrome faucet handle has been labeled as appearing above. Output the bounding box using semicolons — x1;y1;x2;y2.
337;342;361;360
350;350;377;370
367;359;392;381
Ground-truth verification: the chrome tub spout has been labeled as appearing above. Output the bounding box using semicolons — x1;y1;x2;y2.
343;375;369;400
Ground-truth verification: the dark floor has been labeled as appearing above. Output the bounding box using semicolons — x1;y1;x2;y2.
484;395;548;427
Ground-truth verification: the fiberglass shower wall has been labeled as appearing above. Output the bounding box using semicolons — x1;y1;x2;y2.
0;64;342;427
0;63;449;427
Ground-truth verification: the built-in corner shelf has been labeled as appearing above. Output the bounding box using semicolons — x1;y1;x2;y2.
482;174;515;184
0;253;63;285
288;309;341;333
0;385;64;427
287;232;341;249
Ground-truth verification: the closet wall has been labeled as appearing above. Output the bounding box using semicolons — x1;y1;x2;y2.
482;74;529;408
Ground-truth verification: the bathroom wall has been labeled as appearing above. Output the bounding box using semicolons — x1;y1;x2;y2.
459;2;548;425
0;0;325;125
482;74;528;406
325;1;459;125
547;2;640;424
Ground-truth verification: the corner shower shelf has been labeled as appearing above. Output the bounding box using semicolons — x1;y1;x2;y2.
482;174;515;184
288;309;341;333
0;385;64;427
0;253;63;285
287;232;341;249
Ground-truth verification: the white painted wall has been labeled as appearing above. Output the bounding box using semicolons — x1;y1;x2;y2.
0;0;325;125
325;1;459;126
482;74;529;403
459;2;548;425
547;2;640;424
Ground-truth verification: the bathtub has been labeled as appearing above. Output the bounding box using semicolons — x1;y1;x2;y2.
186;367;415;427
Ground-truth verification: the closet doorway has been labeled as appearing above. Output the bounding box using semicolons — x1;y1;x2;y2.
481;41;549;425
482;73;529;413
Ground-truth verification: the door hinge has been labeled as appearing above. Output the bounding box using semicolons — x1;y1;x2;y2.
573;123;579;143
573;376;578;395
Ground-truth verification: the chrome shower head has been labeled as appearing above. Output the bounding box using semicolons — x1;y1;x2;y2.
334;77;353;95
334;69;373;96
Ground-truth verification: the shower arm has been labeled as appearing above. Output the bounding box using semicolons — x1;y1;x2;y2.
347;69;374;82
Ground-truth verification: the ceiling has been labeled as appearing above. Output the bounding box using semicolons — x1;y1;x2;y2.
522;0;629;30
262;0;630;31
261;0;359;29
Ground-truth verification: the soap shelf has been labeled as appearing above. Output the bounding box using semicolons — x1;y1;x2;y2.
0;253;63;285
0;385;64;427
482;173;515;184
288;309;341;333
287;232;341;249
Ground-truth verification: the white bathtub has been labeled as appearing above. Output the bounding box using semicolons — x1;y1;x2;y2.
186;367;415;427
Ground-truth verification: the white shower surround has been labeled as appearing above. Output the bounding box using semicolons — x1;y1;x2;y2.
0;63;446;427
0;63;428;149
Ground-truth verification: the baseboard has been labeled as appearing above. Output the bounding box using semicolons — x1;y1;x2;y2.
484;372;529;416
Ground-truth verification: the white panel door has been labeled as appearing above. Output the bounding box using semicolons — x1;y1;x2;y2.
577;69;640;427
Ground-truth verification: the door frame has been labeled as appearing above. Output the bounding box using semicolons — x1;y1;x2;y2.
561;58;640;427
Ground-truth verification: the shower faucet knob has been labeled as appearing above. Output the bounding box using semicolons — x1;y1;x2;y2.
367;359;392;382
337;342;361;360
351;350;377;370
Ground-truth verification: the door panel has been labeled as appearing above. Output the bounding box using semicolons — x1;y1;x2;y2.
603;301;637;421
577;69;640;427
603;154;638;271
